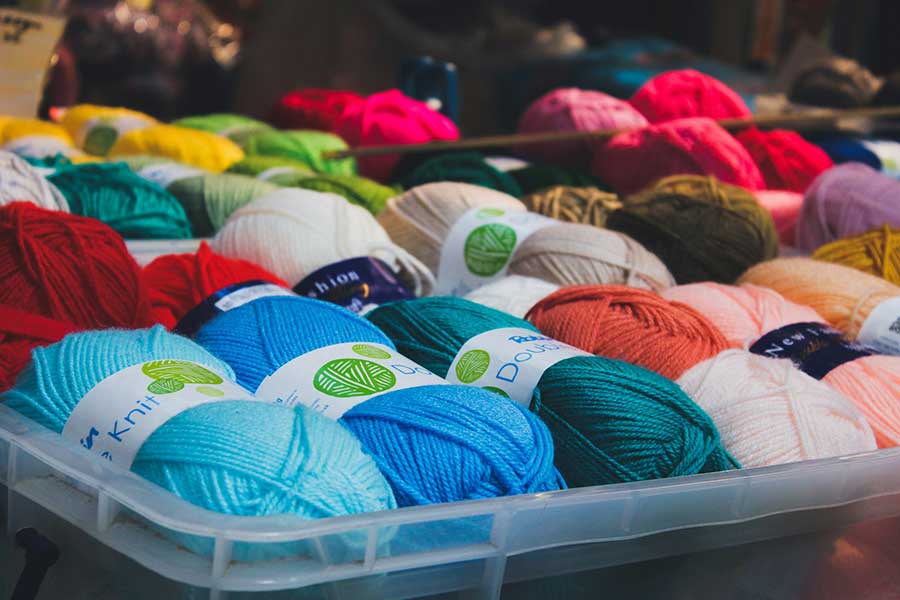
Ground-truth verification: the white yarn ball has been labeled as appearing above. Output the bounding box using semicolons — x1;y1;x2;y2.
212;188;434;294
464;275;561;318
677;350;877;468
0;150;68;211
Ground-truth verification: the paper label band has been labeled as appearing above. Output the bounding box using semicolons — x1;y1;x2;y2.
857;296;900;356
61;360;253;468
255;342;447;419
138;163;205;189
174;280;297;338
293;257;413;315
257;166;300;181
436;207;556;297
749;322;872;379
446;327;591;407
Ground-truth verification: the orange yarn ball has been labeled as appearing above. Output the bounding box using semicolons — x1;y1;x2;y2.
526;284;730;380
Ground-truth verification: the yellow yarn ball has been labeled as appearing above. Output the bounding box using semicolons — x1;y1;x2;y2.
0;118;73;145
813;225;900;285
109;124;244;172
59;104;156;155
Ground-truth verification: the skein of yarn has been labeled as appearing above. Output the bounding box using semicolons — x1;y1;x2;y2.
109;125;245;172
0;202;152;391
516;88;649;166
398;152;523;197
753;189;803;246
267;88;364;131
677;350;876;468
607;175;779;283
57;104;156;155
592;117;765;195
225;154;315;180
334;89;460;181
289;173;397;215
508;163;598;195
367;296;737;488
522;186;622;228
795;163;900;252
527;284;729;379
735;128;833;193
241;129;356;176
172;114;273;145
0;150;68;211
629;69;752;123
0;118;87;162
813;226;900;285
463;275;560;318
805;134;883;170
789;57;882;108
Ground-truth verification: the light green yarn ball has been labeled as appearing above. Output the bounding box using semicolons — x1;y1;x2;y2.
241;129;356;176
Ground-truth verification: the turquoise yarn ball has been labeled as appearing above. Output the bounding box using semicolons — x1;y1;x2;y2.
47;162;192;239
192;295;564;506
0;326;395;523
366;297;738;488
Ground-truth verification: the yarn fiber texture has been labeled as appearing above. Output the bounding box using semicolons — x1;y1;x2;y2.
172;114;272;145
166;172;279;236
47;162;192;239
735;127;833;193
463;275;560;318
527;284;729;380
629;69;752;123
334;89;460;181
58;104;155;155
516;87;649;166
144;241;288;329
291;173;396;215
267;88;364;131
522;186;621;228
241;129;355;176
398;152;523;197
193;296;561;506
806;134;882;170
226;154;315;179
813;226;900;285
508;163;598;196
592;117;765;196
0;150;68;211
366;297;737;488
109;125;245;172
677;350;876;468
789;57;882;108
1;326;396;521
0;202;151;391
607;175;779;283
796;162;900;252
753;190;803;246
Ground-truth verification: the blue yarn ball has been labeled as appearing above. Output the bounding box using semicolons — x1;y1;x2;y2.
806;134;883;170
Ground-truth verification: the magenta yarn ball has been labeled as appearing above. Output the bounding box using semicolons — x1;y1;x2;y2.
630;69;752;123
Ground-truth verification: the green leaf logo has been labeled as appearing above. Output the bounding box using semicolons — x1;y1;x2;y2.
142;360;224;385
482;386;509;398
476;208;505;218
147;378;184;394
313;358;397;398
83;125;119;156
351;344;392;360
455;349;490;384
464;224;517;277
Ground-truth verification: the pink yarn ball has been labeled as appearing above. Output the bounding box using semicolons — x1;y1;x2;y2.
516;88;649;166
591;117;765;196
753;189;804;246
629;69;752;123
334;89;459;181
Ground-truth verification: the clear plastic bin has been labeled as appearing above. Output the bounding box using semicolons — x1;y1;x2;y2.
125;239;208;266
4;403;900;599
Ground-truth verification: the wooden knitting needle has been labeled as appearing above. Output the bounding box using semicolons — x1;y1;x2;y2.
321;105;900;160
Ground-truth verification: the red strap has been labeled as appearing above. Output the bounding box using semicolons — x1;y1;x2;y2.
0;306;78;342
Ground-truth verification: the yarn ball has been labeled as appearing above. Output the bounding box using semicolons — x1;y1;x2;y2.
508;163;598;195
144;241;288;329
109;124;245;172
58;104;155;155
508;223;676;290
47;162;192;239
2;326;396;521
522;186;621;227
0;150;68;211
592;117;765;196
292;173;397;215
367;296;737;488
0;117;74;146
334;89;460;181
795;162;900;252
398;152;523;197
171;113;273;145
527;284;729;379
166;172;279;236
193;295;562;506
516;87;649;165
789;57;882;108
267;88;364;131
735;127;833;193
0;202;152;391
805;134;882;170
813;226;900;285
241;129;355;176
677;350;876;468
212;188;433;295
2;136;89;163
463;275;560;318
753;189;803;246
607;175;779;283
629;69;752;123
225;154;315;180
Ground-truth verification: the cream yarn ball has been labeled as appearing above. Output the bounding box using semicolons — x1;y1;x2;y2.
677;350;877;468
463;275;561;318
0;150;68;211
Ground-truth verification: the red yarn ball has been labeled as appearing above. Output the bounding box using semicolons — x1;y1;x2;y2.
0;202;152;391
334;89;459;181
267;88;364;131
143;241;288;329
592;117;765;196
629;69;752;123
735;127;834;193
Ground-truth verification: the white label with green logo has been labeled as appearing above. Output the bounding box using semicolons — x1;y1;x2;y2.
446;327;591;407
62;360;253;468
857;296;900;356
138;163;205;189
436;206;556;297
255;342;447;418
78;114;154;155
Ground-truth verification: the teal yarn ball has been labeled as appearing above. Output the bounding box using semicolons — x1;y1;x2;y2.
48;162;192;239
366;297;737;488
192;295;563;506
241;129;356;176
0;326;396;522
172;113;274;146
398;152;523;197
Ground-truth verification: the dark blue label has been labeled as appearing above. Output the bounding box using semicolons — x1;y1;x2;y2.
293;257;413;314
173;279;295;338
749;322;872;379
